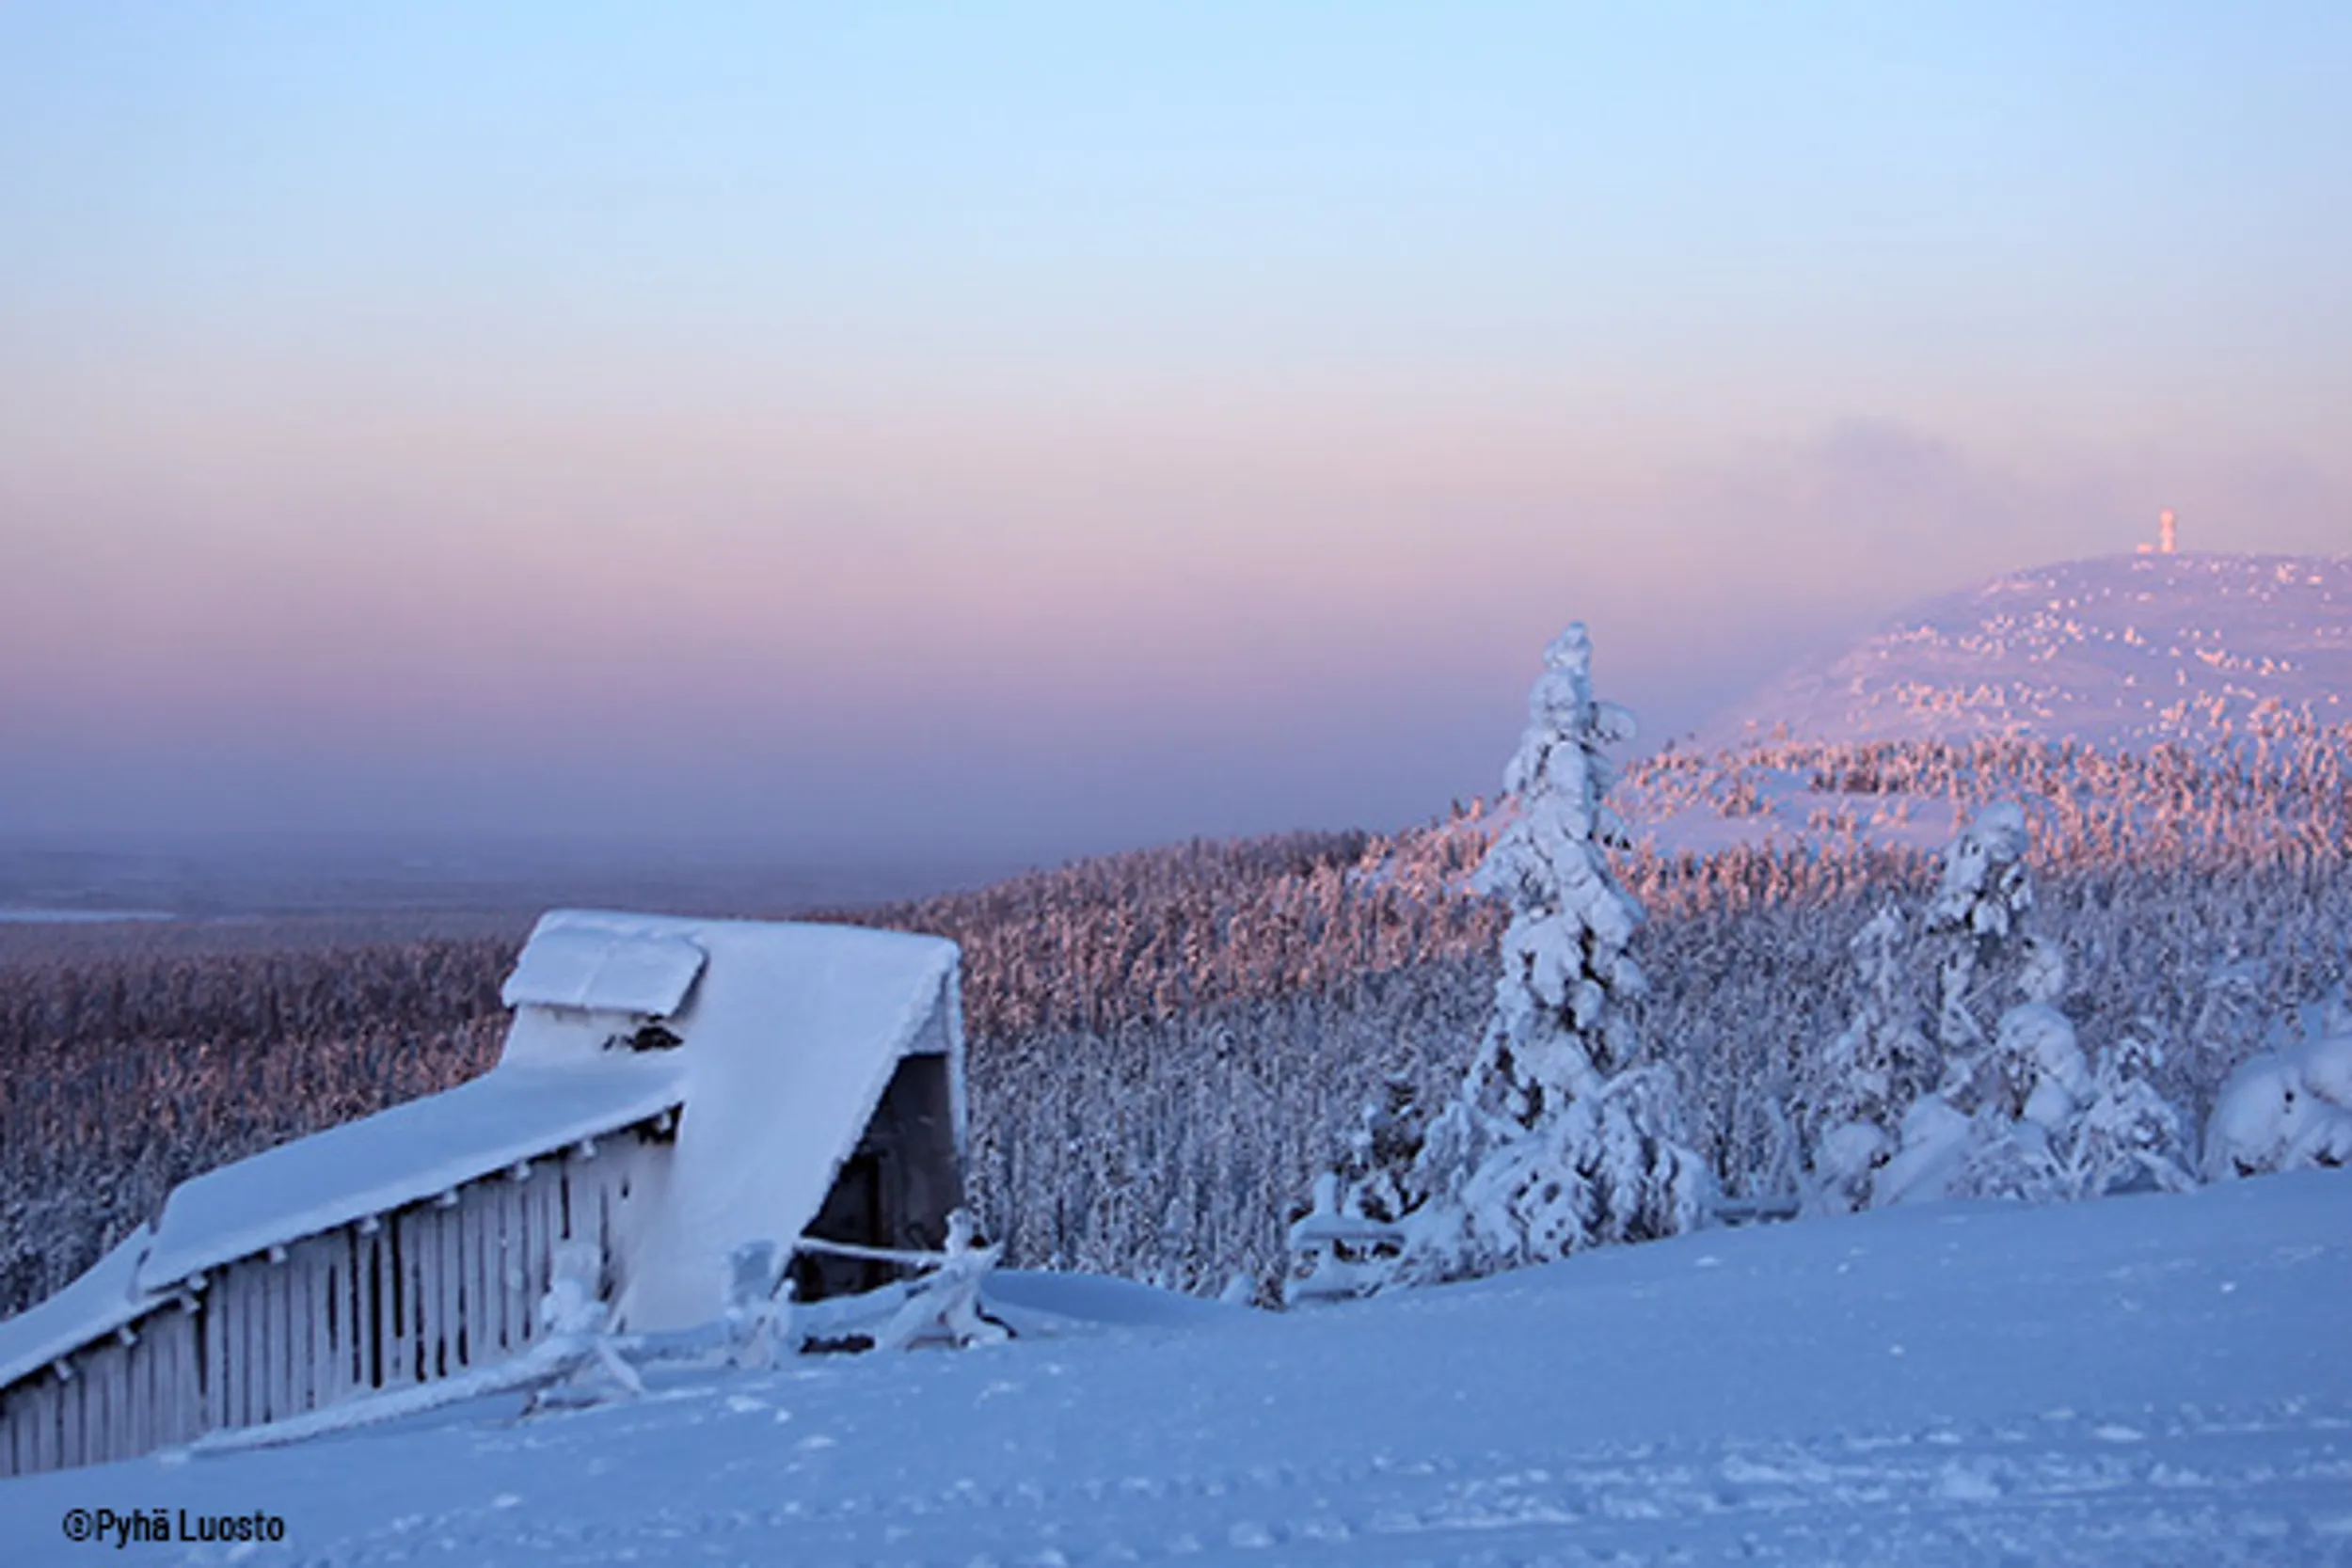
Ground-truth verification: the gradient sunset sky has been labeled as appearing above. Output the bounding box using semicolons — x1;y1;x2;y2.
4;4;2346;866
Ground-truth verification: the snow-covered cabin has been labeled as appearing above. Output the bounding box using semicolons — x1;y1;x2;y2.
0;911;967;1477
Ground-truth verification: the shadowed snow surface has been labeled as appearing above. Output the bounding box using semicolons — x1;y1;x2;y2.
3;1173;2347;1565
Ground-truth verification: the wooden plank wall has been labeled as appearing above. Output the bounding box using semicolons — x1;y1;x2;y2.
0;1298;200;1480
0;1127;666;1478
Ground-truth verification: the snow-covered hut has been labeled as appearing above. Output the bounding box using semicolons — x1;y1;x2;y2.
0;911;966;1477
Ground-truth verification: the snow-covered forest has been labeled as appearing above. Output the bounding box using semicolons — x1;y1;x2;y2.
6;719;2347;1313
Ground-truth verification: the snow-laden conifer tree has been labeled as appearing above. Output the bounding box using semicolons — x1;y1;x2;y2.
1875;803;2040;1205
1951;951;2184;1201
1946;937;2097;1201
1460;624;1648;1122
2203;990;2352;1180
2048;1026;2196;1198
1874;812;2196;1206
1343;1072;1428;1229
1804;903;1933;1214
1925;800;2034;1056
1293;626;1706;1294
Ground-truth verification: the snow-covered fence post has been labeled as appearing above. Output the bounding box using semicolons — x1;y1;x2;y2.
523;1242;644;1408
723;1240;792;1370
873;1210;1009;1351
1282;1173;1405;1307
1281;1075;1423;1304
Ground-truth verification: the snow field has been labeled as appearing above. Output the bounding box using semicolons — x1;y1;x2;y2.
2;1170;2345;1566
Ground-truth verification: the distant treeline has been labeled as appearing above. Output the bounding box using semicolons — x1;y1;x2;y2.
0;941;513;1312
4;733;2346;1314
1631;729;2350;872
926;845;2351;1296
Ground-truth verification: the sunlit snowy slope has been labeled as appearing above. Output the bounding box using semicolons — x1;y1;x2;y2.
1701;553;2352;751
4;1172;2347;1566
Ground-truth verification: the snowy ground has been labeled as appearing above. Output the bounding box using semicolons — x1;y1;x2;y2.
4;1171;2348;1566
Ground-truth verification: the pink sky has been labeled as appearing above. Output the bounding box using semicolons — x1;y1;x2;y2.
4;6;2345;863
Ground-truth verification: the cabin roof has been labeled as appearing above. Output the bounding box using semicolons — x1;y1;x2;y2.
0;1229;151;1398
138;1055;691;1289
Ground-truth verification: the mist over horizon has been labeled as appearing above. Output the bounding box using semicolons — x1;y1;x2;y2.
5;7;2346;872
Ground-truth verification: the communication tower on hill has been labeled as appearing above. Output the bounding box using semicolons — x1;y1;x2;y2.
2138;509;2180;555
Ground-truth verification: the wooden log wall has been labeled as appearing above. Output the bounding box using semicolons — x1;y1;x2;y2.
0;1124;668;1477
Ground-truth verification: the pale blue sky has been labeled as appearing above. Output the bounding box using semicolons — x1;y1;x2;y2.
2;4;2345;862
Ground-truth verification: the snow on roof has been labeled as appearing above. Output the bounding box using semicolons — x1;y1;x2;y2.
505;912;964;1331
0;1229;154;1395
139;1054;690;1290
500;927;707;1016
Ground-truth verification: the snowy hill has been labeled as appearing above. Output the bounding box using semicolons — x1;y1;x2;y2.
1700;553;2352;752
3;1171;2347;1565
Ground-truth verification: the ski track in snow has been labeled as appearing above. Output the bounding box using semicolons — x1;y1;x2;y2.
6;1171;2350;1566
248;1413;2352;1567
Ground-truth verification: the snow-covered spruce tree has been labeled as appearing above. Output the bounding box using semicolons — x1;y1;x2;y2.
1293;625;1707;1296
1873;810;2194;1205
2202;988;2352;1180
1924;800;2034;1058
2052;1023;2196;1198
1966;910;2196;1200
1803;902;1934;1214
1945;937;2097;1201
1343;1071;1429;1229
1873;803;2041;1205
